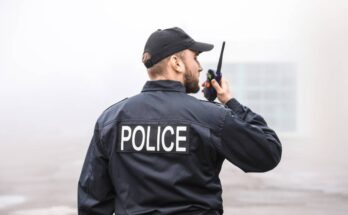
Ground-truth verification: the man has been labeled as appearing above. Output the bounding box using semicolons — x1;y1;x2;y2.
78;27;282;215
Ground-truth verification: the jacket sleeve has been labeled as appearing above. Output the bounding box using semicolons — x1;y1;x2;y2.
78;123;115;214
216;98;282;172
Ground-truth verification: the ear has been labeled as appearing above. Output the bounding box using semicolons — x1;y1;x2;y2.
169;54;185;74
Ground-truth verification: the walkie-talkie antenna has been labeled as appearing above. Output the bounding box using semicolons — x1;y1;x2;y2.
216;41;225;76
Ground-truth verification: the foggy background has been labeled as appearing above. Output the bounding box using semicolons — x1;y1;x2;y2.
1;0;347;214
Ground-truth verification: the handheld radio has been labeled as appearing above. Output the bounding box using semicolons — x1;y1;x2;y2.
203;41;226;102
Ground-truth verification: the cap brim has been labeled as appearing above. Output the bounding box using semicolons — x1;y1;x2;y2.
189;41;214;53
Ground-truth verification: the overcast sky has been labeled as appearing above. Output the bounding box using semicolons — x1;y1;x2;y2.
0;0;347;145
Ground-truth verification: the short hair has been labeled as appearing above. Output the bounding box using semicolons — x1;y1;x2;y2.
142;51;185;79
142;52;168;78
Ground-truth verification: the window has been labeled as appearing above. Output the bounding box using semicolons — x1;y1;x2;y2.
202;63;297;133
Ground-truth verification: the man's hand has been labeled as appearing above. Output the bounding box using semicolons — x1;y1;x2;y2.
211;78;233;104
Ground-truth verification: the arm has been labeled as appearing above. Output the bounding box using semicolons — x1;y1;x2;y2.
78;123;115;214
211;79;282;172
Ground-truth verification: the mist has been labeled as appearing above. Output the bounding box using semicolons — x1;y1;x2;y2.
1;0;348;214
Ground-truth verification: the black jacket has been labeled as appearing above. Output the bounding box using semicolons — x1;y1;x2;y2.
78;80;282;215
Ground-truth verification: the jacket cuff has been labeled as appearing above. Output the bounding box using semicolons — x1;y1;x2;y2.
225;98;245;115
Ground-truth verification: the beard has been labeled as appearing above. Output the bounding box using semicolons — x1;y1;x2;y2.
184;69;200;94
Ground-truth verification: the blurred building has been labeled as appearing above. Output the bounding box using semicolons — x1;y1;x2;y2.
221;63;297;133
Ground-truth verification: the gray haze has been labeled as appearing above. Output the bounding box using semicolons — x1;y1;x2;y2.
1;0;346;143
1;0;348;214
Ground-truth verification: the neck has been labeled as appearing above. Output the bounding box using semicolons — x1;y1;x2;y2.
150;70;184;84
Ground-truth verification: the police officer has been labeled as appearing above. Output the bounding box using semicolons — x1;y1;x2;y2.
78;27;282;215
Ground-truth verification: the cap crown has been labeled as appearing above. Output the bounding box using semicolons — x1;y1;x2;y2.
143;27;195;68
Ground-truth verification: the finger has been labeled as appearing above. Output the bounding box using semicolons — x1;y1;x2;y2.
202;81;211;88
220;78;228;89
211;79;222;93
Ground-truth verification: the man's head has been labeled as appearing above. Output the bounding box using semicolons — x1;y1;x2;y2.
142;27;214;93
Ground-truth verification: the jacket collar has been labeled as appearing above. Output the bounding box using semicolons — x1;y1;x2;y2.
141;80;186;93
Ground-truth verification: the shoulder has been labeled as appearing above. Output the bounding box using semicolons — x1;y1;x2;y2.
184;96;229;125
96;97;129;128
199;99;229;117
189;96;228;113
198;99;227;109
104;97;129;112
178;94;227;110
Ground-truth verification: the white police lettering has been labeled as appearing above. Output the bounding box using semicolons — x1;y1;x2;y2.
118;123;190;154
156;126;161;152
132;126;145;151
146;126;155;151
120;126;131;151
176;126;187;152
161;126;174;151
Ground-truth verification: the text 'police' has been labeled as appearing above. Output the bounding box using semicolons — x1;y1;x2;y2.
118;123;190;154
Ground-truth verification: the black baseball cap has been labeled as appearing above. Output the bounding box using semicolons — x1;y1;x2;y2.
143;27;214;68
